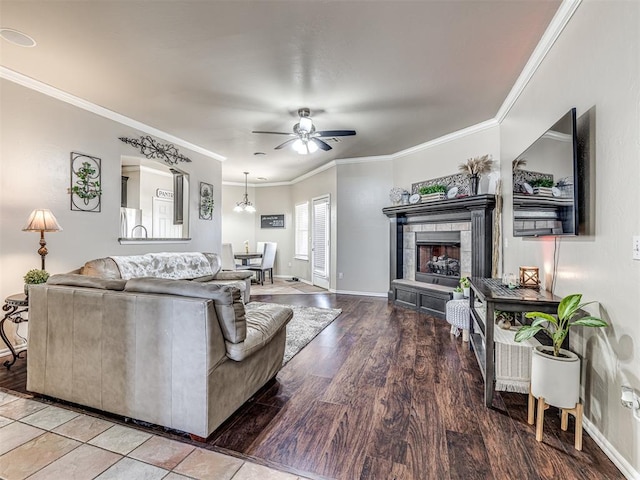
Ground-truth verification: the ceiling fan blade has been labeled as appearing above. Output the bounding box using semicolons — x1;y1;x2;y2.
274;138;298;150
252;131;296;136
311;138;332;151
314;130;356;137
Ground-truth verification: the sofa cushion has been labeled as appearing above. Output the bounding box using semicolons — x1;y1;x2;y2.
225;302;293;362
124;278;246;343
47;273;127;291
82;257;122;279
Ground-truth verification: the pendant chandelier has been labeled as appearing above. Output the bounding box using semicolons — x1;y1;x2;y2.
234;172;256;213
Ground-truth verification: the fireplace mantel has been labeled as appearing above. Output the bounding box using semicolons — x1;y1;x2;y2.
382;194;496;218
382;194;497;316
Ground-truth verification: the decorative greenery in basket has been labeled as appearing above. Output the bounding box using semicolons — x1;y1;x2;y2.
419;184;447;195
530;178;555;188
72;161;102;203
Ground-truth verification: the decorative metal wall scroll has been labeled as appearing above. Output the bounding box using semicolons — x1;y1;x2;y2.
119;135;192;165
199;182;214;220
70;152;102;212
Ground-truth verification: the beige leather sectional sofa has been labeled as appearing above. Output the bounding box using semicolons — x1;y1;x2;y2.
26;252;293;438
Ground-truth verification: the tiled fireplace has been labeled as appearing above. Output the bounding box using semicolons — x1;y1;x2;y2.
382;195;496;317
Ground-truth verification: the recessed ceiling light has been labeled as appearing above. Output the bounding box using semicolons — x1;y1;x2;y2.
253;152;266;156
0;28;36;47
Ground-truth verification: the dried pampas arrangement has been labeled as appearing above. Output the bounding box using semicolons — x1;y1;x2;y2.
459;154;493;176
512;158;527;170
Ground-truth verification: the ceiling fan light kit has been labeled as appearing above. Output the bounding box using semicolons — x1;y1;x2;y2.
252;107;356;155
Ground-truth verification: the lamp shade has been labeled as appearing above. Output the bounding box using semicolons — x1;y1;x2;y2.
23;209;63;232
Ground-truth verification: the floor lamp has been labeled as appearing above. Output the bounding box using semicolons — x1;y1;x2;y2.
22;209;63;270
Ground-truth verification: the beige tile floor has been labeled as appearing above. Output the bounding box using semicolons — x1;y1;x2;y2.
0;391;308;480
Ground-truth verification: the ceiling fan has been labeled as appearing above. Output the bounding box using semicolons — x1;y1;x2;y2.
252;108;356;154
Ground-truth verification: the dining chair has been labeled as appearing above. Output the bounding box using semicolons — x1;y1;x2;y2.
249;242;277;285
221;243;237;271
250;242;266;266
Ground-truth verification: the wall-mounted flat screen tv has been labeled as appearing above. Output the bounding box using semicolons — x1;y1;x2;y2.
512;108;578;237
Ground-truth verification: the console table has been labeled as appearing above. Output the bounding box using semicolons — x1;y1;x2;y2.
468;278;563;407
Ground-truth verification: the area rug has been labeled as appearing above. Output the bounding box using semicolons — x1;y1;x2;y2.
251;278;328;295
248;302;342;365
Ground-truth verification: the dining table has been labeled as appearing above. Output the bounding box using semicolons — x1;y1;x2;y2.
233;252;262;266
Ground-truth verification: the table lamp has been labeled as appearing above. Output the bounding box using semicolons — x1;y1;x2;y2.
22;209;63;270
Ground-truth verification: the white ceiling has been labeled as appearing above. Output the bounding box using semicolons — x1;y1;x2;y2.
0;1;560;184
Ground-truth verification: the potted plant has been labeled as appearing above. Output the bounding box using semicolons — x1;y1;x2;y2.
515;293;608;409
23;269;49;297
495;310;516;330
458;154;493;195
459;277;471;297
452;286;464;300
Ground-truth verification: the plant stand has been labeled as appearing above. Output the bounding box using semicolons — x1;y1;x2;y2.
527;387;583;451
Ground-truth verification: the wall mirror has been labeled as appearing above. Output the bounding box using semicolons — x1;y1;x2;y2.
512;108;578;237
119;156;190;240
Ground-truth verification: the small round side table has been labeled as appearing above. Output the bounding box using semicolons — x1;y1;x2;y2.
1;293;28;368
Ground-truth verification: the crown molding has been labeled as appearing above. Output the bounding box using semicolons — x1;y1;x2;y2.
0;66;227;162
335;155;394;165
393;118;499;159
495;0;582;122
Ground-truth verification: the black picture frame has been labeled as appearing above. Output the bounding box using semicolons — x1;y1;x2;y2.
261;214;285;229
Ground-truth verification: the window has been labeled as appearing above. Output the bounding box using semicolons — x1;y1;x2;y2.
295;202;309;260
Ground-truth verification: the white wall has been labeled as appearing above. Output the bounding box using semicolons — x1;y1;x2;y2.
221;184;257;253
500;1;640;473
0;79;223;304
336;160;393;294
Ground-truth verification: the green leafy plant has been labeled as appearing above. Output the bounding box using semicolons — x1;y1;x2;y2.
72;161;102;204
530;178;554;188
514;293;608;357
459;277;470;288
453;286;463;293
24;269;49;284
419;184;447;195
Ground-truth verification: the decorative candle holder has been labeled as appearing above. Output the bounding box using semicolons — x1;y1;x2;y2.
519;266;539;289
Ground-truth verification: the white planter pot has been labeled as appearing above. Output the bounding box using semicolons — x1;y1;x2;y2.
463;287;470;298
531;345;580;409
452;291;464;300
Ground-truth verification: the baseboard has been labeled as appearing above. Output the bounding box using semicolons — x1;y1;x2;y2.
0;343;27;359
331;289;388;297
583;417;639;479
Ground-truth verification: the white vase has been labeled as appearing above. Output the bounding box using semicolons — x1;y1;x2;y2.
531;345;580;409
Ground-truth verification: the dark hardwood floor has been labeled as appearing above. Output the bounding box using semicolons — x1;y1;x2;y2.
0;293;623;479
